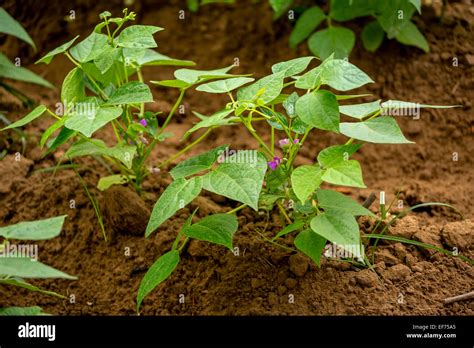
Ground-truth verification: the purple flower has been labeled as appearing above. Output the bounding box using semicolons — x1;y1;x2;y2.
268;156;281;170
278;138;290;148
293;139;300;144
139;119;147;127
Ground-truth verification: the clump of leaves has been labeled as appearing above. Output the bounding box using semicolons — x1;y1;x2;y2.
0;9;244;195
271;0;428;58
0;7;53;106
136;54;459;312
0;215;76;315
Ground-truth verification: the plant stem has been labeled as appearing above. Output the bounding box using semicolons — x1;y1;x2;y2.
256;229;297;253
65;52;108;100
226;204;247;214
277;201;292;224
137;68;145;118
45;108;61;121
160;88;186;133
158;128;212;168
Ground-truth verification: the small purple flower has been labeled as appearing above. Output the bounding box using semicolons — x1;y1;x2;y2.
278;138;290;148
268;156;281;170
293;139;300;144
139;119;147;127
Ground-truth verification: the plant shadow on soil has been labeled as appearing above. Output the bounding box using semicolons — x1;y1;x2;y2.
0;0;473;315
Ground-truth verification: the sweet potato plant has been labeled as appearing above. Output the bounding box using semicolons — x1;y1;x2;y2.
136;54;457;311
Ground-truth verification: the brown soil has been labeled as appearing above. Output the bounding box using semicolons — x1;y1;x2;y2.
0;0;473;315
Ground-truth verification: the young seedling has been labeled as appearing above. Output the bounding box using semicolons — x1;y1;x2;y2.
0;215;77;315
137;54;461;312
272;0;428;58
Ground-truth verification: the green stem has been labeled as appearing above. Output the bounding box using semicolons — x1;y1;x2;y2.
256;229;297;253
226;204;247;214
65;52;108;100
158;128;212;168
160;88;186;133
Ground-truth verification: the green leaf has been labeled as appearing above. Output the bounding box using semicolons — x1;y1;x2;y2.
0;8;35;48
283;92;299;117
322;159;365;188
295;90;339;131
202;152;267;210
376;1;416;39
0;306;49;316
187;0;199;11
45;127;76;155
40;118;64;148
270;0;294;19
61;67;86;103
395;21;429;52
146;177;203;236
271;56;315;77
131;49;195;67
0;258;76;279
66;139;136;169
174;65;235;84
97;174;132;191
318;58;373;91
237;71;285;104
317;143;361;168
1;105;47;130
170;145;228;179
317;189;374;216
294;229;327;266
291;165;323;203
70;33;109;63
339;100;381;119
151;79;190;89
183;213;238;250
196;77;255;93
308;27;355;59
116;25;163;48
381;100;459;112
0;215;66;240
136;250;179;312
65;106;122;137
0;53;53;88
105;81;153;105
409;0;422;13
310;211;361;258
185;109;235;137
94;46;121;73
291;116;309;134
273;220;305;240
36;36;80;64
0;278;64;299
335;93;373;101
340;116;413;144
329;0;376;21
361;20;385;52
289;7;326;48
